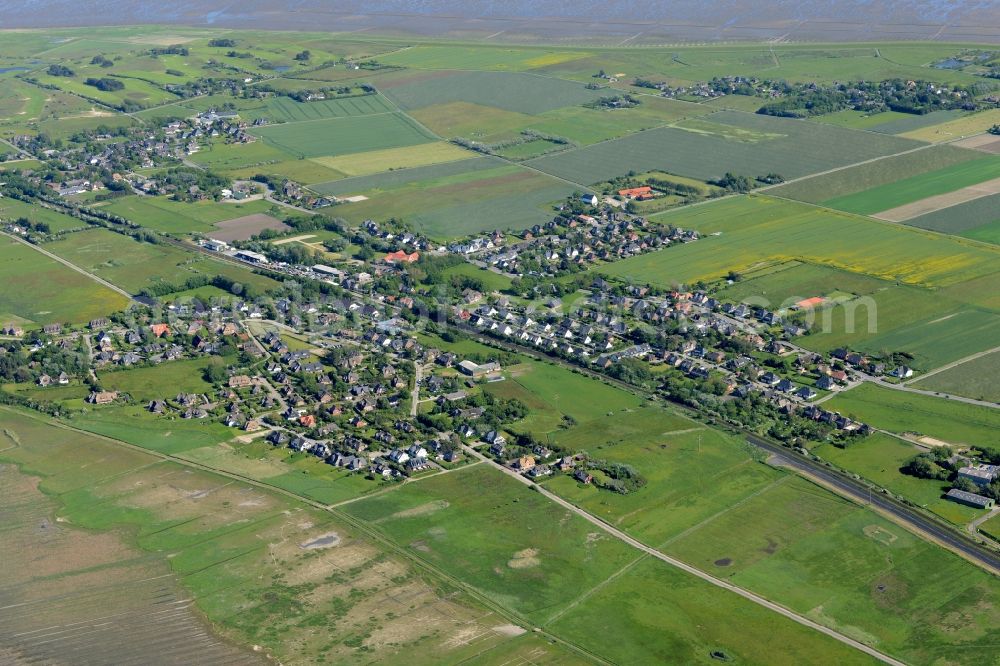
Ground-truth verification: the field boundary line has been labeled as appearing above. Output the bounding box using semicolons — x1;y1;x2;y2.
656;475;792;549
905;345;1000;384
544;553;648;625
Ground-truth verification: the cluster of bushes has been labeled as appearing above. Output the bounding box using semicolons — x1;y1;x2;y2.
586;94;641;110
85;77;124;92
583;459;647;494
47;64;74;77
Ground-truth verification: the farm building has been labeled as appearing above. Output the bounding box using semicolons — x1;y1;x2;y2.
457;360;501;377
618;186;657;200
87;391;118;405
958;464;1000;487
945;489;995;510
384;250;420;264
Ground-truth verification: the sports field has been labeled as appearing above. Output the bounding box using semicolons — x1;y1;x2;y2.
598;195;1000;289
526;110;919;185
0;236;129;326
252;112;436;158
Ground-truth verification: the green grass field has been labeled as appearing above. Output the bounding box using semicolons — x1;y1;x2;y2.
526;110;919;185
484;359;646;436
769;144;983;204
343;464;638;622
898;108;1000;142
546;423;783;544
856;307;1000;371
309;141;472;176
0;197;89;232
252;112;436;158
598;195;1000;289
904;192;1000;239
343;463;874;664
716;262;890;306
822;155;1000;214
313;160;574;238
380;70;606;114
797;284;960;353
548;554;874;666
813;433;980;524
103;195;277;234
186;140;293;171
0;407;545;665
96;357;220;402
43;228;282;294
264;93;395;122
661;475;1000;664
911;350;1000;403
825;383;1000;449
0;236;129;326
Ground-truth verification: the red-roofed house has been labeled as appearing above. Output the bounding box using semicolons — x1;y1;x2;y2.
149;323;172;338
795;296;826;309
618;186;655;200
384;250;420;264
299;414;317;427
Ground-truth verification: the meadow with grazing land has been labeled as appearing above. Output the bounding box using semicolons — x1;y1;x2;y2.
0;407;552;666
0;236;129;326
